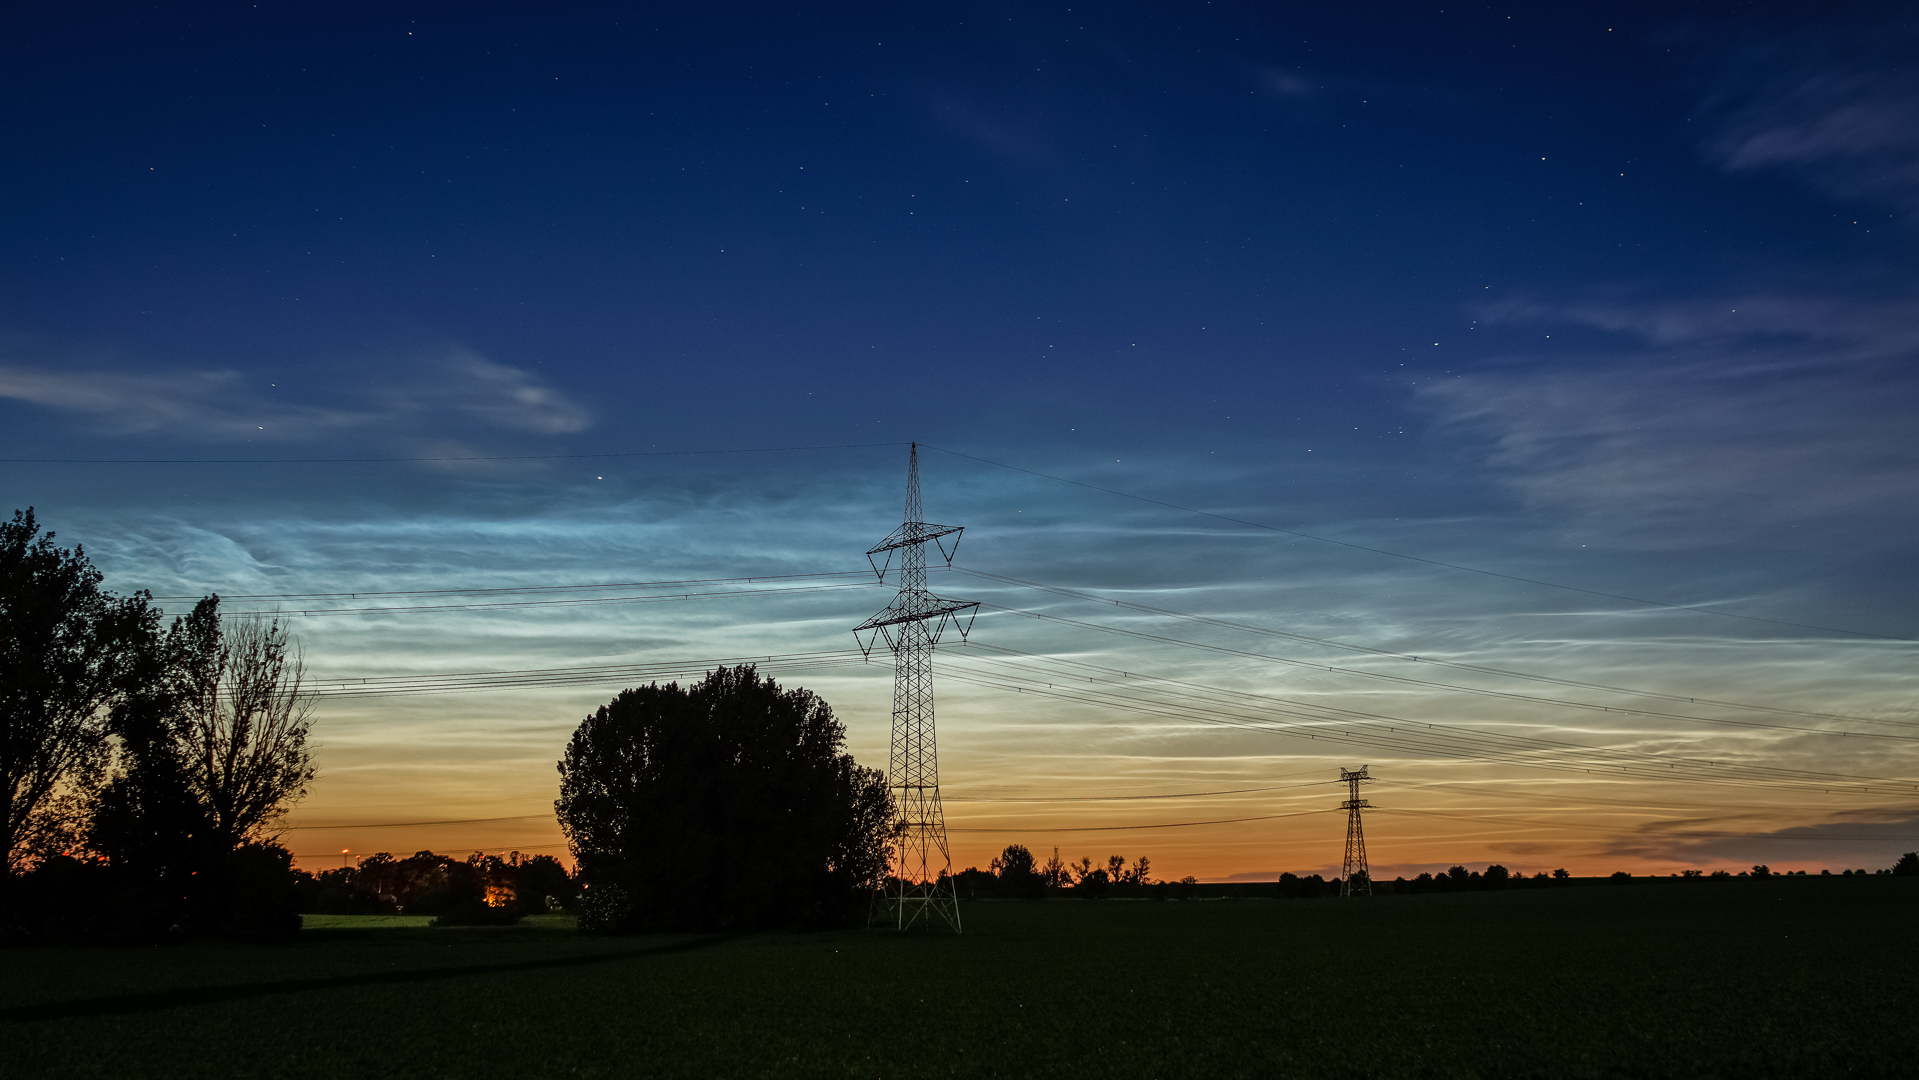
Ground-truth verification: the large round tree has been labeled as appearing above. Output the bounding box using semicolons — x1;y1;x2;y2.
555;665;891;931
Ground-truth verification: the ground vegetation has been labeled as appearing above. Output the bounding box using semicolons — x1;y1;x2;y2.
4;877;1915;1078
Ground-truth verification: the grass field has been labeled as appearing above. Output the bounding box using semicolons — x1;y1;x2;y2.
3;879;1915;1079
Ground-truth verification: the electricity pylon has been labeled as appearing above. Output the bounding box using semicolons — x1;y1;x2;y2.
1339;766;1374;896
854;443;978;932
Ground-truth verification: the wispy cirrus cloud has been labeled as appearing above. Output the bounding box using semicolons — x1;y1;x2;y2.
1421;292;1919;546
0;364;373;440
0;343;590;446
1698;23;1919;214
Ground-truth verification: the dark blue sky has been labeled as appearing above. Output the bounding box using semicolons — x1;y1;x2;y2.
4;2;1916;876
8;2;1902;447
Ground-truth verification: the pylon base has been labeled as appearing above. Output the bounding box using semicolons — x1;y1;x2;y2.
873;879;962;933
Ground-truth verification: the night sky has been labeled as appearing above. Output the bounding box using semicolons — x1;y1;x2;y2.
5;2;1916;880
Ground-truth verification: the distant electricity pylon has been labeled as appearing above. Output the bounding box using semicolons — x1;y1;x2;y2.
854;443;979;932
1339;766;1374;897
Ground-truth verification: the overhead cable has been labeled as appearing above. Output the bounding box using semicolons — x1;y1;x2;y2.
920;443;1912;642
952;566;1904;729
150;569;872;602
967;600;1919;742
946;808;1341;832
2;441;907;465
934;643;1919;795
222;581;880;618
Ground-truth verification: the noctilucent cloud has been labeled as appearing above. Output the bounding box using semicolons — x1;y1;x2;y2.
4;3;1916;880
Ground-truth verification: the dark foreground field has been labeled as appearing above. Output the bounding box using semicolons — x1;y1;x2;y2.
3;879;1915;1079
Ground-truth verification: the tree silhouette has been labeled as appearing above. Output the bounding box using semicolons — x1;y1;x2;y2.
991;843;1036;880
1;509;151;876
93;597;314;857
88;595;216;890
169;599;317;849
555;666;890;931
1039;846;1069;888
86;595;314;937
1073;867;1111;898
990;843;1043;898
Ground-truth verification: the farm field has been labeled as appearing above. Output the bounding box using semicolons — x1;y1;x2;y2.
3;879;1914;1079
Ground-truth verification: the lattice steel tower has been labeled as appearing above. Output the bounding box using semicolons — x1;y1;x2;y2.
1339;766;1374;897
854;443;978;931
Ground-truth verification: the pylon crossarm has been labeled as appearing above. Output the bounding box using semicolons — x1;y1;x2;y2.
867;522;963;556
853;597;979;633
933;530;963;565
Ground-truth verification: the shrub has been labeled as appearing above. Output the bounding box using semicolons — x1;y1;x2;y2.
1072;868;1111;899
314;886;396;914
431;897;522;927
219;842;302;940
2;855;114;941
577;883;631;933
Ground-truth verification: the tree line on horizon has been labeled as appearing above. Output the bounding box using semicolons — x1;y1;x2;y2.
302;849;574;923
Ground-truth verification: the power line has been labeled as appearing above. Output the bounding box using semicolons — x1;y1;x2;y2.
290;810;1346;856
919;443;1913;642
946;780;1343;802
0;441;907;465
43;432;1900;642
1397;780;1898;816
947;645;1915;793
952;566;1906;729
296;629;1917;794
307;649;873;697
967;600;1919;743
221;581;879;618
947;809;1341;832
272;569;1910;745
20;433;1906;641
175;561;1897;736
284;815;551;831
933;642;1919;795
1378;807;1919;844
150;569;871;601
198;559;1904;740
284;780;1350;830
283;617;1917;796
212;567;1911;751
